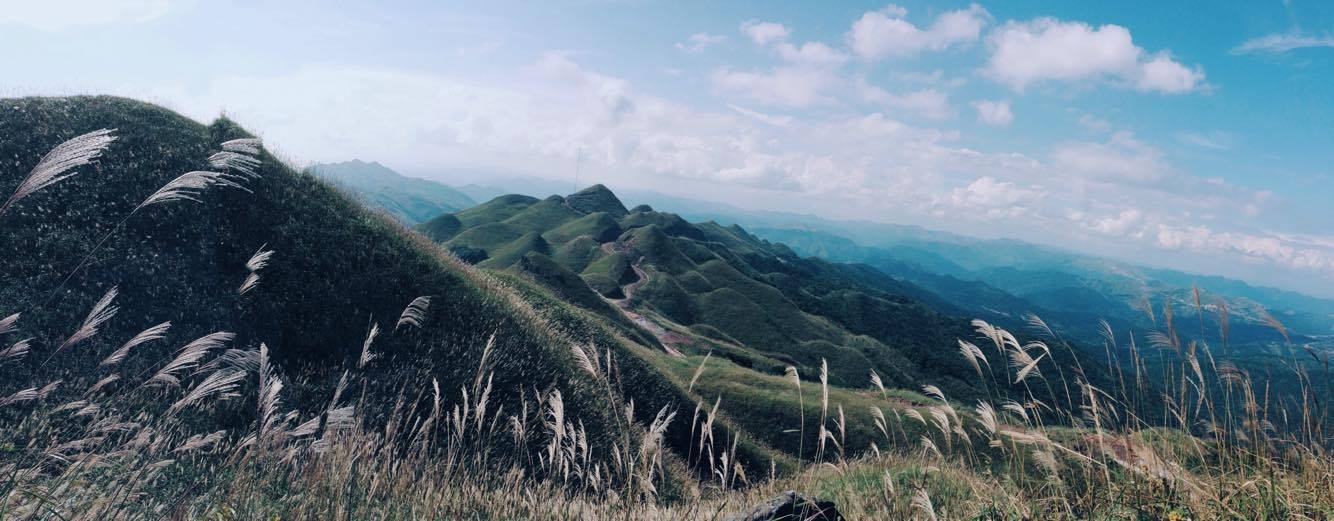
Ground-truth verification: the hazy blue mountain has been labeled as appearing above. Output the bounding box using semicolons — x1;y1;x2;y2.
309;160;476;224
605;189;1334;346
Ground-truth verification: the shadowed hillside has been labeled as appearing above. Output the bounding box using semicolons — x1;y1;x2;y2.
0;97;790;502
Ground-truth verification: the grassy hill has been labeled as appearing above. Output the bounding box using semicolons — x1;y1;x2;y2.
0;96;787;510
420;184;1107;408
309;159;475;224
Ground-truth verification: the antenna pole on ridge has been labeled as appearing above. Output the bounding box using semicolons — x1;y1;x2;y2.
574;147;582;192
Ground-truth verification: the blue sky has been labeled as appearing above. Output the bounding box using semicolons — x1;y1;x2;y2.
3;0;1333;296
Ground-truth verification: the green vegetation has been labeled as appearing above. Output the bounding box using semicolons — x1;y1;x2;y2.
1;97;1330;520
426;182;1102;403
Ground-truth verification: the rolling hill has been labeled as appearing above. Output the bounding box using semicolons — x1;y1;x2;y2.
418;185;1105;412
309;159;476;224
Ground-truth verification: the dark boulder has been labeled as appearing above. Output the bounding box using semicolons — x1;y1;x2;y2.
724;491;843;521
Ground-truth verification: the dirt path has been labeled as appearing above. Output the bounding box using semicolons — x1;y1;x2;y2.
598;242;683;356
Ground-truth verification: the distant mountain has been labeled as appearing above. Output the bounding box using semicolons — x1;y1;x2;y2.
309;160;476;224
750;226;1334;349
592;190;1334;345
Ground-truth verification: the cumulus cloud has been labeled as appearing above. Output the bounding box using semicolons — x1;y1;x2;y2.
1233;32;1334;55
740;20;790;45
986;18;1204;93
972;100;1013;127
847;4;989;60
676;32;727;53
0;0;170;30
949;176;1042;218
951;176;1039;207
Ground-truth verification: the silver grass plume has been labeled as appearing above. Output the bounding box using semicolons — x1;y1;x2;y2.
957;339;988;376
101;321;170;367
85;374;120;396
571;342;599;377
36;380;62;398
912;489;938;521
134;171;247;213
1;338;32;361
0;387;38;407
357;322;380;369
687;351;711;391
921;384;946;402
209;151;261;178
58;286;119;352
975;401;999;436
144;332;234;387
238;245;275;295
0;313;18;335
0;129;116;216
173;430;227;454
257;343;284;442
198;347;260;373
221;138;262;155
167;369;246;415
396;296;431;330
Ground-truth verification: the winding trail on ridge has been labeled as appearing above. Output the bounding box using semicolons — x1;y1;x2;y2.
600;241;684;356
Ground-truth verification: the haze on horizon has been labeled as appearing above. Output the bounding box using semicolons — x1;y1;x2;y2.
3;0;1332;297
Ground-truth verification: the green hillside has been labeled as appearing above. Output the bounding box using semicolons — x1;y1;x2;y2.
309;159;475;224
420;184;1105;406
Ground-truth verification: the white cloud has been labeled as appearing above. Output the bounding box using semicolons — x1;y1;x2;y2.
857;80;953;120
1154;224;1334;272
1090;209;1144;236
949;176;1041;218
775;41;848;66
1051;132;1167;183
986;18;1203;93
847;4;989;60
972;99;1013;127
740;20;790;45
0;0;170;30
1233;32;1334;55
1136;54;1205;93
711;66;837;107
676;32;727;53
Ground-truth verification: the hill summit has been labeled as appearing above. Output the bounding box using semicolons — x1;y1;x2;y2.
565;183;629;218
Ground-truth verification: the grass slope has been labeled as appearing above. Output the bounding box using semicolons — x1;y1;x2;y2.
0;95;630;460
